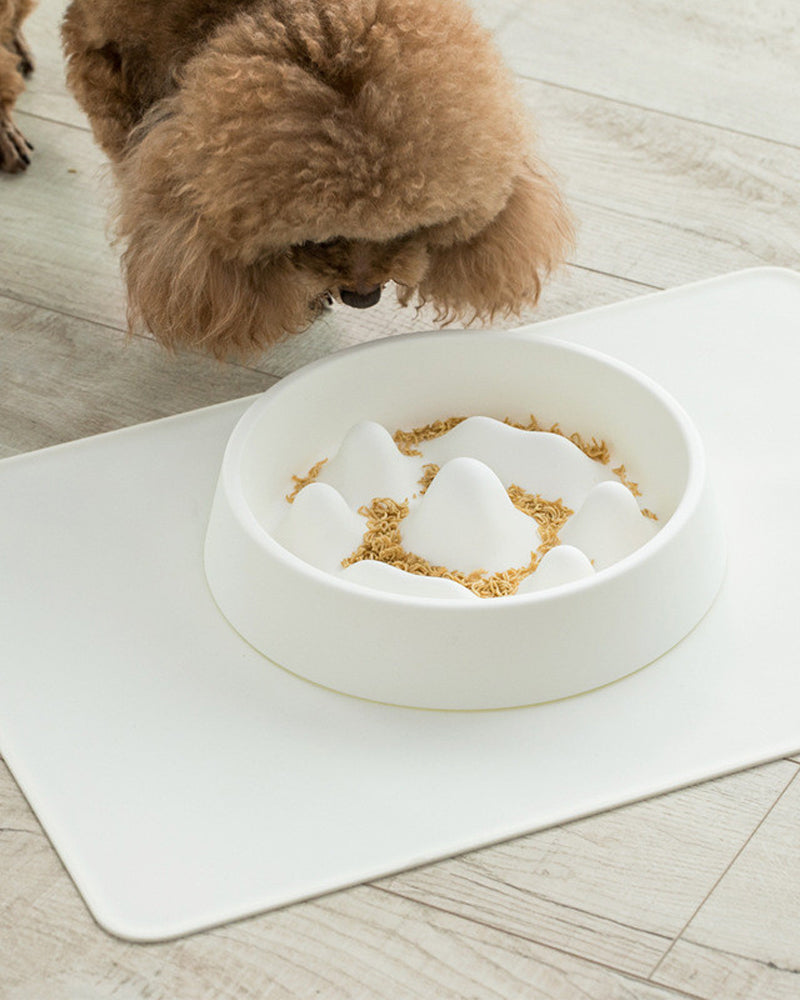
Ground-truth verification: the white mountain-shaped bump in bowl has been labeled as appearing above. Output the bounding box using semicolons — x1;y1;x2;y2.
560;480;659;571
272;482;365;574
399;456;542;575
420;416;614;509
315;420;422;510
516;545;595;594
340;559;480;600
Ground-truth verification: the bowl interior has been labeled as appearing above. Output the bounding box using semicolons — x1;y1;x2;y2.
232;332;696;561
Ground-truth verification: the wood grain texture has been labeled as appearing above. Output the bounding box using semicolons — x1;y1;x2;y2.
651;939;800;1000
520;80;800;289
378;762;798;976
15;0;90;130
0;295;276;453
653;772;800;998
494;0;800;146
0;112;127;331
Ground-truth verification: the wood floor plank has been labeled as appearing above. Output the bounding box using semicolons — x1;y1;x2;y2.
23;0;800;151
377;762;797;977
0;113;126;331
653;770;800;998
15;0;89;131
520;80;800;290
652;939;800;1000
0;295;276;454
495;0;800;146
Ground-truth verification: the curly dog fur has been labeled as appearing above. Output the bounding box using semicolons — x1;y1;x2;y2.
0;0;35;172
63;0;573;359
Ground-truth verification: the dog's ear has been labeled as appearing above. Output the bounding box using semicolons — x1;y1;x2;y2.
412;166;574;324
120;212;317;358
115;110;319;359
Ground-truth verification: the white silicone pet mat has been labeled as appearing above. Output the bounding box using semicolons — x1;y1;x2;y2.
1;267;798;942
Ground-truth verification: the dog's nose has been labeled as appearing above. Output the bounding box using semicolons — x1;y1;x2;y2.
340;285;382;309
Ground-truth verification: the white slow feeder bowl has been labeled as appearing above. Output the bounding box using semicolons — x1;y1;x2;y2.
204;331;725;710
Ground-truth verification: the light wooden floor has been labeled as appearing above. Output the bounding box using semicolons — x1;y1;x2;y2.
2;1;799;996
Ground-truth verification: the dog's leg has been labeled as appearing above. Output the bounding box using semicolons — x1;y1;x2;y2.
11;30;34;76
0;45;30;172
4;0;35;74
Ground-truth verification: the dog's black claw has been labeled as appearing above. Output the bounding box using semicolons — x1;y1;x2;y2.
0;117;32;173
26;140;34;151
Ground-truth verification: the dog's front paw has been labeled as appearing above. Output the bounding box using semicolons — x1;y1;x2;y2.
0;113;32;173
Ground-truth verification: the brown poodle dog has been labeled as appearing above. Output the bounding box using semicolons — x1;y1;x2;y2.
62;0;573;359
0;0;35;172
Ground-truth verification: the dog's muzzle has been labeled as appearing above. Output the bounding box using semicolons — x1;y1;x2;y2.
340;285;382;309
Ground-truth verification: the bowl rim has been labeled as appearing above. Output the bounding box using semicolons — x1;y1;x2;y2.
217;330;707;610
